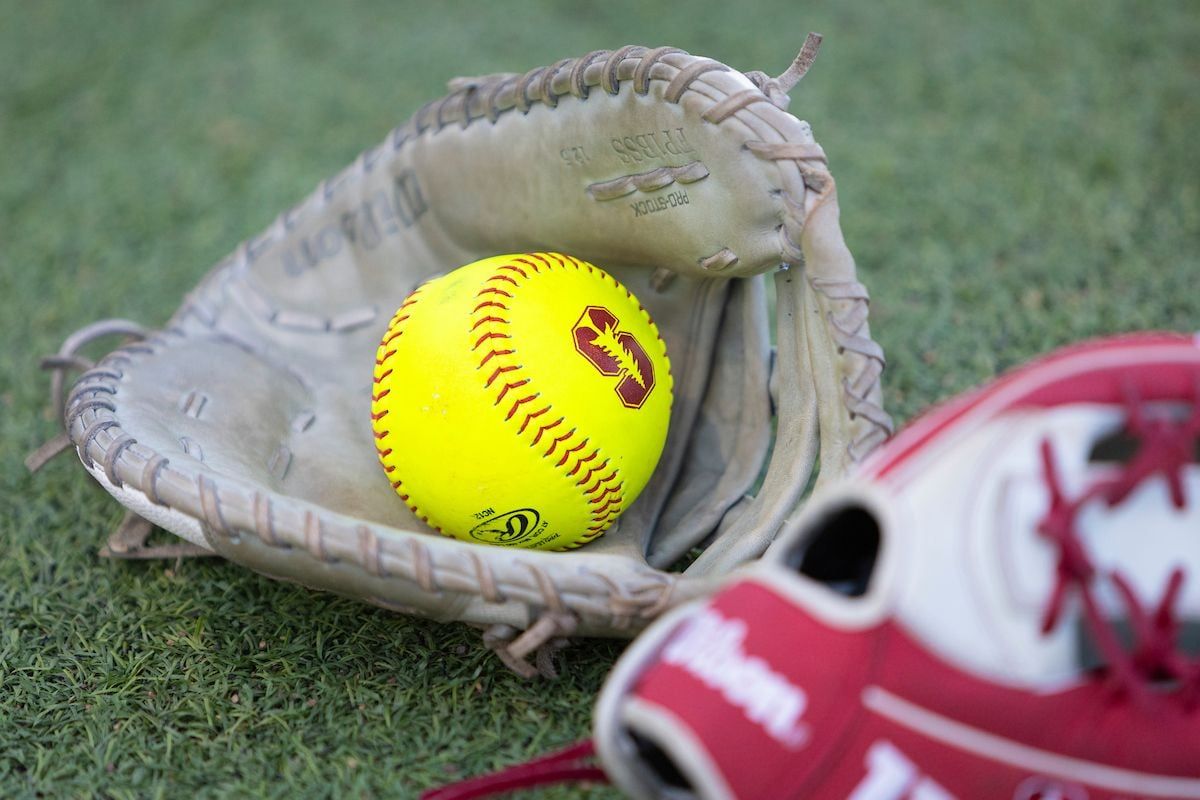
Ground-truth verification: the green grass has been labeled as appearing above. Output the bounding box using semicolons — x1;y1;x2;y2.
2;0;1198;797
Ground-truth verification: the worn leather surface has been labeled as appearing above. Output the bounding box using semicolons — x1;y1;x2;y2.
63;44;890;643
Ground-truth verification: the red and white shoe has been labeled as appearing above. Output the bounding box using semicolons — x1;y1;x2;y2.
594;333;1200;800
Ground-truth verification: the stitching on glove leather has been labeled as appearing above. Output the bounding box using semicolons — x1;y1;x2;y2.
303;510;325;562
664;59;730;103
141;454;169;506
569;51;607;99
741;136;893;457
267;444;292;480
634;47;685;95
253;491;279;547
356;524;382;577
469;551;504;604
102;434;137;487
177;389;207;418
538;59;573;109
586;162;710;201
698;248;738;272
289;410;316;432
602;46;646;95
178;436;204;462
79;419;119;467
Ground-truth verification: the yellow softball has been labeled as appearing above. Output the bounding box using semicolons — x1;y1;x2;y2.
371;253;673;550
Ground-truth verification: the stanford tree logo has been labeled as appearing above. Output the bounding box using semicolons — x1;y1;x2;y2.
572;306;656;409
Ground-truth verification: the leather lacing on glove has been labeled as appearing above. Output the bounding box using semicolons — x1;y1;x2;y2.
26;320;215;560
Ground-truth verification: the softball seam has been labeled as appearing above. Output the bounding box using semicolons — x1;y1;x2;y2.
372;288;447;535
470;253;637;547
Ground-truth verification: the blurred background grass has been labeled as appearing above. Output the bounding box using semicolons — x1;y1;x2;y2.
2;1;1197;797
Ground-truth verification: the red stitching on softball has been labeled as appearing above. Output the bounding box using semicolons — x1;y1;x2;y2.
531;417;564;447
476;287;513;298
590;492;624;513
473;331;511;349
471;316;510;331
370;409;389;421
575;458;611;488
591;505;621;522
487;274;519;287
375;287;421;394
573;254;593;275
485;364;520;387
598;494;624;511
373;429;389;440
496;379;531;406
544;427;576;458
588;491;620;509
591;479;623;498
473;301;510;313
518;405;551;435
555;438;588;468
477;348;515;368
589;488;622;508
591;500;623;520
566;448;598;478
505;393;538;421
388;477;446;535
584;469;620;495
591;484;620;503
519;254;551;273
499;264;528;279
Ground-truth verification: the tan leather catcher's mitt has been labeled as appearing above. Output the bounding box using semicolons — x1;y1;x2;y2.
34;37;892;675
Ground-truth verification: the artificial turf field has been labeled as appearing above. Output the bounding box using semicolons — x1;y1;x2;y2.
2;1;1197;797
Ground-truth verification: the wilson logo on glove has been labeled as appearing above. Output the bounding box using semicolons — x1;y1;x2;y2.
660;608;810;749
573;306;656;409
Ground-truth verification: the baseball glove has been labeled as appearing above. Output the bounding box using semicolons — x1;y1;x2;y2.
589;333;1200;798
31;36;891;676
